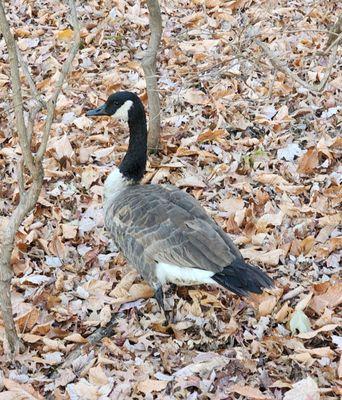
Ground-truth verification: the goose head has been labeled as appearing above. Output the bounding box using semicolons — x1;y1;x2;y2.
86;91;145;123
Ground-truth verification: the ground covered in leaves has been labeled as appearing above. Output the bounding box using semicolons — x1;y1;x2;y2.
0;0;341;399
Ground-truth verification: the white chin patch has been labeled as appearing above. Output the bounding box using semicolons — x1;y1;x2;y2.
113;100;133;122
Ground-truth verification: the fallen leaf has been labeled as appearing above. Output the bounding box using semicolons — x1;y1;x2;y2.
137;379;167;394
297;148;319;174
284;376;320;400
258;294;277;316
89;365;108;386
310;281;342;314
290;310;311;335
240;248;283;266
182;88;209;105
57;28;74;41
229;384;268;399
64;333;88;343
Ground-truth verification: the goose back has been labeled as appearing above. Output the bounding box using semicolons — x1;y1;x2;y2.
105;183;243;286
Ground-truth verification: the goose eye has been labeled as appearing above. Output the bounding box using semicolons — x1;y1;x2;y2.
114;101;119;106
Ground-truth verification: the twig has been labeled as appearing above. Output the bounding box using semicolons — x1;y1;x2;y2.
36;0;80;162
322;31;342;55
17;159;25;198
16;47;46;108
51;313;118;377
324;14;342;52
27;103;41;144
255;39;339;93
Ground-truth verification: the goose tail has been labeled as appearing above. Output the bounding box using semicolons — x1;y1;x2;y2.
211;258;273;297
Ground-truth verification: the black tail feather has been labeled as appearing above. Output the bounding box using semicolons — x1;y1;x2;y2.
212;258;273;297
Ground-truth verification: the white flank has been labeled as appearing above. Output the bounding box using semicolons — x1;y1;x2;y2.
103;168;127;209
156;262;215;286
113;100;133;121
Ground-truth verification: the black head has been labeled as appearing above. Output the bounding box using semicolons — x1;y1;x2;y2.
86;91;145;123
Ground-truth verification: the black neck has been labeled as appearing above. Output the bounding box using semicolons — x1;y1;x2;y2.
119;113;147;183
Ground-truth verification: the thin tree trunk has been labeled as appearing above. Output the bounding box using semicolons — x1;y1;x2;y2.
0;0;80;354
141;0;163;152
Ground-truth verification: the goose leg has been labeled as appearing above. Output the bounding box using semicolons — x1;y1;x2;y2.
155;286;164;311
155;286;170;325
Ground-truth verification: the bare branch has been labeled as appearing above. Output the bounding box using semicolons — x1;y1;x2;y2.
255;39;339;93
36;0;81;162
17;159;25;197
0;0;35;175
27;103;41;143
324;14;342;51
16;47;46;108
141;0;163;152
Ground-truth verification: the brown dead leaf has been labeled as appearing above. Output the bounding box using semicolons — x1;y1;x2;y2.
258;294;277;316
310;281;342;314
89;365;108;386
240;248;283;266
219;197;245;216
15;307;39;332
229;384;268;399
53;135;74;160
197;129;225;143
182;88;209;105
275;302;291;323
297;148;319;174
64;333;88;343
284;376;320;400
137;379;167;394
56;28;74;41
297;324;338;339
177;175;206;188
62;223;77;239
109;270;137;298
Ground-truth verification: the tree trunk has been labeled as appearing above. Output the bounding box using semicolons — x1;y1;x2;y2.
141;0;163;152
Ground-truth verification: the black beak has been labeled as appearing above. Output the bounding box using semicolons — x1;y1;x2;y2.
86;104;108;117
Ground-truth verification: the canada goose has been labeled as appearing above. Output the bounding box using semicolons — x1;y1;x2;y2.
86;92;273;316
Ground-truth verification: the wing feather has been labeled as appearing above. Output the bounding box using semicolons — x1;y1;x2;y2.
106;184;239;274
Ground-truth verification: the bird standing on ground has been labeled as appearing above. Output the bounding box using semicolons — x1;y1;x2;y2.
86;91;273;315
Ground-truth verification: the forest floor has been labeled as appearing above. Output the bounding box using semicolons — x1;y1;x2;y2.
0;0;341;399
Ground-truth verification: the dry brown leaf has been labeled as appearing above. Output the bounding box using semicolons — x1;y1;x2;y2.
258;295;277;316
3;378;44;400
15;307;39;332
57;28;74;41
182;88;209;105
254;173;289;186
89;365;108;386
219;197;244;216
21;333;43;343
197;129;225;143
229;384;268;399
240;248;283;266
275;302;291;323
310;281;342;314
109;270;137;298
297;148;319;174
177;175;206;188
53;135;74;160
137;379;167;394
64;333;88;343
284;376;320;400
297;324;338;339
81;165;100;189
62;223;77;239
